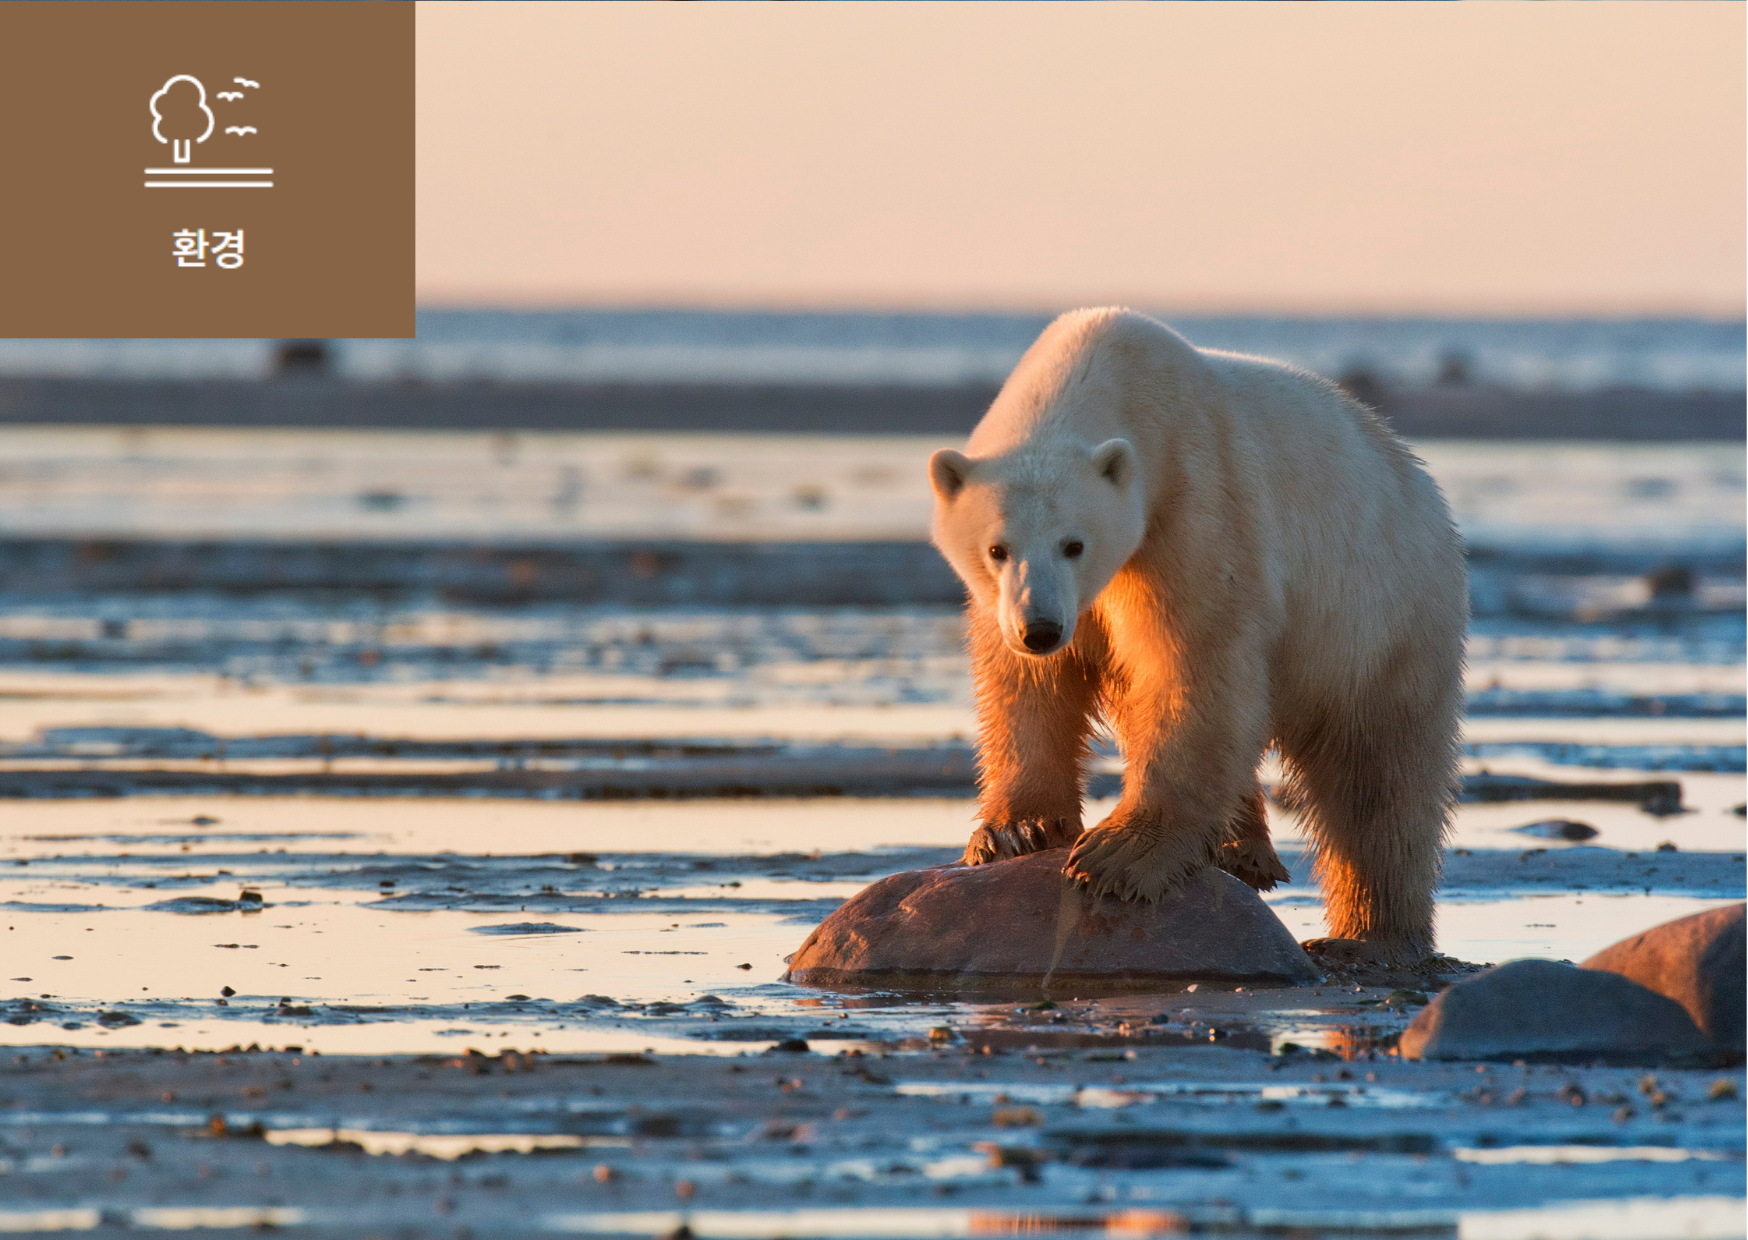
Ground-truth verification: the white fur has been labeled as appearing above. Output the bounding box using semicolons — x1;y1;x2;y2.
929;308;1468;962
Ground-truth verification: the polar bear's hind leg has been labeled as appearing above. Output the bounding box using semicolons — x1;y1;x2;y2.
1279;663;1461;965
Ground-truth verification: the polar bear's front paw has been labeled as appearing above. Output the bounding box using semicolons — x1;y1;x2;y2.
1064;818;1220;902
963;818;1078;865
1218;838;1291;892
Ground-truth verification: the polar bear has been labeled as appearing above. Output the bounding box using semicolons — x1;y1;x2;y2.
928;308;1467;964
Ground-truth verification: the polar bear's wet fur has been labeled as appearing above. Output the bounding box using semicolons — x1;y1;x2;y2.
929;308;1467;963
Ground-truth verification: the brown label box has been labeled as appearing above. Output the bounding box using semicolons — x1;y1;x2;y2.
0;1;413;338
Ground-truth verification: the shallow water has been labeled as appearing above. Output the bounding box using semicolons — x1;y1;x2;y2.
0;1043;1738;1237
0;433;1738;1064
0;429;1739;552
531;1198;1748;1240
0;420;1737;1240
5;311;1744;392
0;780;1739;1058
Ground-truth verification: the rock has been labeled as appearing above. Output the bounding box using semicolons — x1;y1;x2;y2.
783;850;1317;991
1399;959;1712;1064
1510;819;1597;841
1582;904;1744;1052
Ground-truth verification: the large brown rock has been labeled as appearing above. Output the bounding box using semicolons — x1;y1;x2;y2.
783;849;1318;991
1400;959;1712;1064
1582;904;1745;1052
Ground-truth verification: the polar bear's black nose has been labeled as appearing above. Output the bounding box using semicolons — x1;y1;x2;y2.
1023;621;1063;653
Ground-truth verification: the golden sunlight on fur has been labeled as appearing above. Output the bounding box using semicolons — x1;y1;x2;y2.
929;309;1468;964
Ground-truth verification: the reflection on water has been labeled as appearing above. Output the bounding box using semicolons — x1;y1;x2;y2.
0;1207;306;1232
0;431;1737;552
263;1128;603;1158
0;790;1739;1056
535;1197;1748;1240
895;1080;1440;1110
0;434;1734;1062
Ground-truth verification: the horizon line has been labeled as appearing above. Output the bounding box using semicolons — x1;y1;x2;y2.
406;299;1748;325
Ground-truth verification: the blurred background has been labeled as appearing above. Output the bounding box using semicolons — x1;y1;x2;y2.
0;3;1740;1048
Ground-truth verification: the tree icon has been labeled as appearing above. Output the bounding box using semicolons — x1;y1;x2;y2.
149;75;215;164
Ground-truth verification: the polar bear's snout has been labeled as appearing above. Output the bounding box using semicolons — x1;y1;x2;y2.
1022;620;1063;653
995;554;1078;657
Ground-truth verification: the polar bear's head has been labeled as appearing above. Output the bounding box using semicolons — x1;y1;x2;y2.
928;439;1144;657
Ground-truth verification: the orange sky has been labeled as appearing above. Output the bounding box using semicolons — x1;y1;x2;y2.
416;2;1745;315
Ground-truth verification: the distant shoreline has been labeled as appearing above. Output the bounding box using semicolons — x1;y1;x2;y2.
0;376;1740;440
0;538;1737;607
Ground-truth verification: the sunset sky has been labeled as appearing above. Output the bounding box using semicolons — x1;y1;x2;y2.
415;2;1744;316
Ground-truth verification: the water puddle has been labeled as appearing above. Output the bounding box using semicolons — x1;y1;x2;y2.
0;416;1737;1237
262;1127;610;1158
0;789;1738;1054
535;1196;1748;1239
0;1189;1741;1238
894;1081;1438;1110
0;1207;306;1232
1453;1146;1738;1166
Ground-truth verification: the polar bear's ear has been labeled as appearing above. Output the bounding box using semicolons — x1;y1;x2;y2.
929;449;974;501
1092;439;1136;488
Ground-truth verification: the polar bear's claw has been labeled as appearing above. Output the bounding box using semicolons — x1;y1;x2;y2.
962;818;1079;866
1063;819;1220;903
1218;839;1292;892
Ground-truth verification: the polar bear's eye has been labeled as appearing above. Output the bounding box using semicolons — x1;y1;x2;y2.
988;545;1009;562
1063;541;1085;559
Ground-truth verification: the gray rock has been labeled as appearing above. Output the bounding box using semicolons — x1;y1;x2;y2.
783;849;1317;991
1509;819;1597;841
1583;903;1744;1052
1400;958;1712;1064
467;922;587;936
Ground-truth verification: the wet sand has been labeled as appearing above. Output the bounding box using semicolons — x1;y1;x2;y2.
0;1036;1741;1236
0;788;1741;1058
0;433;1736;1233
